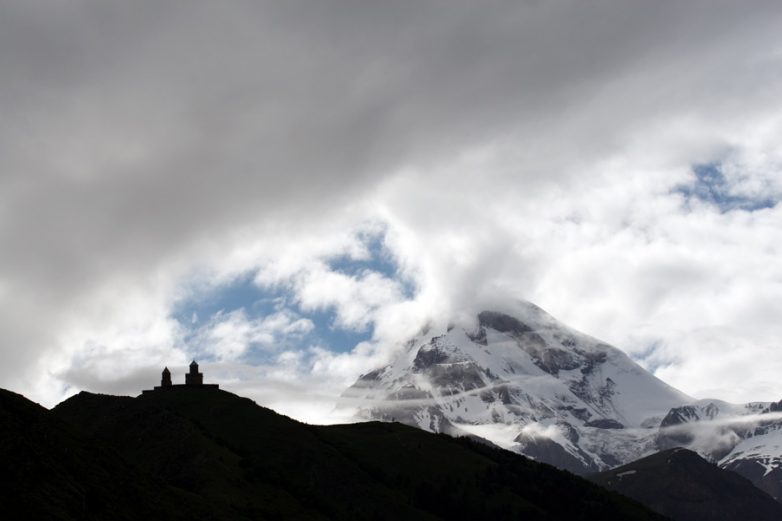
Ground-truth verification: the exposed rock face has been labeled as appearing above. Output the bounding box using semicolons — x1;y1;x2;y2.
586;418;625;429
660;403;720;428
341;302;690;474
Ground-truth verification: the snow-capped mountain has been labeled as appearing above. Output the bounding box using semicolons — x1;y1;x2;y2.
341;301;782;494
342;302;691;473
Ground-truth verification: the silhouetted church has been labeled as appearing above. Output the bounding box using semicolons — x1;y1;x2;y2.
143;360;219;394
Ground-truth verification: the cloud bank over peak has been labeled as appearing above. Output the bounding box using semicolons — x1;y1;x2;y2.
1;1;782;420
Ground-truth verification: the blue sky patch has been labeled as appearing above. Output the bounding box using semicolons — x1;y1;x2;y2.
301;306;375;351
676;163;776;213
171;271;275;327
171;232;412;361
631;340;664;373
173;278;374;360
327;230;415;298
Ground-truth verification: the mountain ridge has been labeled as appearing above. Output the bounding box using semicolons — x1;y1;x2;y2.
0;386;666;520
589;448;782;521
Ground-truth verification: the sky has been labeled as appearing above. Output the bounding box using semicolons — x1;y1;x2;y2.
2;0;782;423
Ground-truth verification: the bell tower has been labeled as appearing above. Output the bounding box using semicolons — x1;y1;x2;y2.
161;367;172;387
185;360;203;386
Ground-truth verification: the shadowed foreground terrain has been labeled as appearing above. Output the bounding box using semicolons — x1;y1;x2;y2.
590;448;782;521
0;387;666;520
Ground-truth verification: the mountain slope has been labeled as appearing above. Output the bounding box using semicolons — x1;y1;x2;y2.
342;303;691;474
0;389;224;520
37;386;667;520
720;427;782;501
654;398;782;500
589;448;782;521
342;301;782;501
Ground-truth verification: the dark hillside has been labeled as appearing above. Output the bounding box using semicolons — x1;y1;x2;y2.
0;389;222;520
5;386;666;520
590;448;782;521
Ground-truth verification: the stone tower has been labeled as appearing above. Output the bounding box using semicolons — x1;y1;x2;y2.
185;360;203;386
161;367;172;387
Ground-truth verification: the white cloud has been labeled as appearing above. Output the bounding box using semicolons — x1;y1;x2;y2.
193;309;314;362
292;266;404;331
1;1;782;421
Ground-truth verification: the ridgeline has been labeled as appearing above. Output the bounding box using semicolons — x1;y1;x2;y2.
0;386;666;520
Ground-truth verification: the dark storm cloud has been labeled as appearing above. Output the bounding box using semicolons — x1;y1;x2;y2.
0;1;772;277
1;0;781;400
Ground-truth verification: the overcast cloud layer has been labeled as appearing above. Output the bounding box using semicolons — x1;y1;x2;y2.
2;0;782;422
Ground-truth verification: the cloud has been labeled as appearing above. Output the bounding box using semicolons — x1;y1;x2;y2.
289;265;405;331
677;163;777;212
655;411;782;460
1;1;782;420
191;309;314;362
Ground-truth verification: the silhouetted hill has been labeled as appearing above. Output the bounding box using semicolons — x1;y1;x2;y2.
0;389;224;520
3;386;666;520
589;448;782;521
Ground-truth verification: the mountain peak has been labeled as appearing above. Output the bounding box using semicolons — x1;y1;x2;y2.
342;304;691;474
